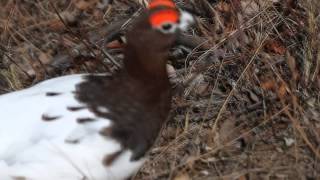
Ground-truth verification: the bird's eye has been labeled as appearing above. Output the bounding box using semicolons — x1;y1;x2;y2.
157;22;177;34
162;23;172;30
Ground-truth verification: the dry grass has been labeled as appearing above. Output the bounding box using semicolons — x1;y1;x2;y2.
0;0;319;179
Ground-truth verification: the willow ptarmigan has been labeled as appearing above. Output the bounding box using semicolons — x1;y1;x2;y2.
0;1;193;180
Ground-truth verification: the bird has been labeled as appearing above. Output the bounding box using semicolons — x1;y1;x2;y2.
0;0;193;180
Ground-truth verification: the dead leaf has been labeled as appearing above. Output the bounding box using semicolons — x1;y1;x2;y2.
278;82;287;98
265;40;286;55
241;0;260;15
216;2;231;13
286;52;298;82
219;118;237;143
238;175;248;180
261;80;275;90
74;0;99;10
48;19;65;31
174;173;190;180
38;51;52;65
247;89;260;103
195;83;209;96
106;40;123;49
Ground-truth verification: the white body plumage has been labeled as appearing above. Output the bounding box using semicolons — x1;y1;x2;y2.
0;74;144;180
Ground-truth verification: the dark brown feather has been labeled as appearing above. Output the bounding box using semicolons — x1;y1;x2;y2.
75;9;176;161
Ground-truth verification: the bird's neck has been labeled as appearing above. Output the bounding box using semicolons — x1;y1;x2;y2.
122;44;169;84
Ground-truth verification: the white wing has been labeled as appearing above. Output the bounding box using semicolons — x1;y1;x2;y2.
0;74;144;180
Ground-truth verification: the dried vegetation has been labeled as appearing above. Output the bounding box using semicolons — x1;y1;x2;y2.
0;0;319;179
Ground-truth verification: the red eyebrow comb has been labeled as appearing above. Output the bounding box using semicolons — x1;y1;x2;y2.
149;9;179;27
148;0;176;9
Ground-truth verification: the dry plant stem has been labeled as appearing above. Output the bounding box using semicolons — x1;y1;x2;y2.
311;49;320;82
167;128;181;180
8;27;51;79
177;35;210;52
103;5;113;23
192;58;225;146
266;61;303;113
283;104;320;160
27;50;49;76
0;2;15;42
48;1;119;70
149;108;288;179
305;0;316;84
169;105;289;173
184;39;210;73
94;45;121;68
148;125;200;164
211;34;269;133
196;6;270;63
120;8;142;30
217;166;293;179
274;74;320;159
203;59;224;120
266;57;320;159
102;19;127;44
184;110;190;133
2;67;22;90
35;0;73;16
137;0;149;7
1;51;32;79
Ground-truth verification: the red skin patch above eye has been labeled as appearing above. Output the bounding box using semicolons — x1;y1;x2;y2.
149;9;179;27
148;0;176;9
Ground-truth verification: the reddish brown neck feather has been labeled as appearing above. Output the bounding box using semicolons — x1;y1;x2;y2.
122;12;175;84
75;8;177;162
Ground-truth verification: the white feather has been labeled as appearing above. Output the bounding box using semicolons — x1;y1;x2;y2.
0;74;144;180
178;11;194;31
